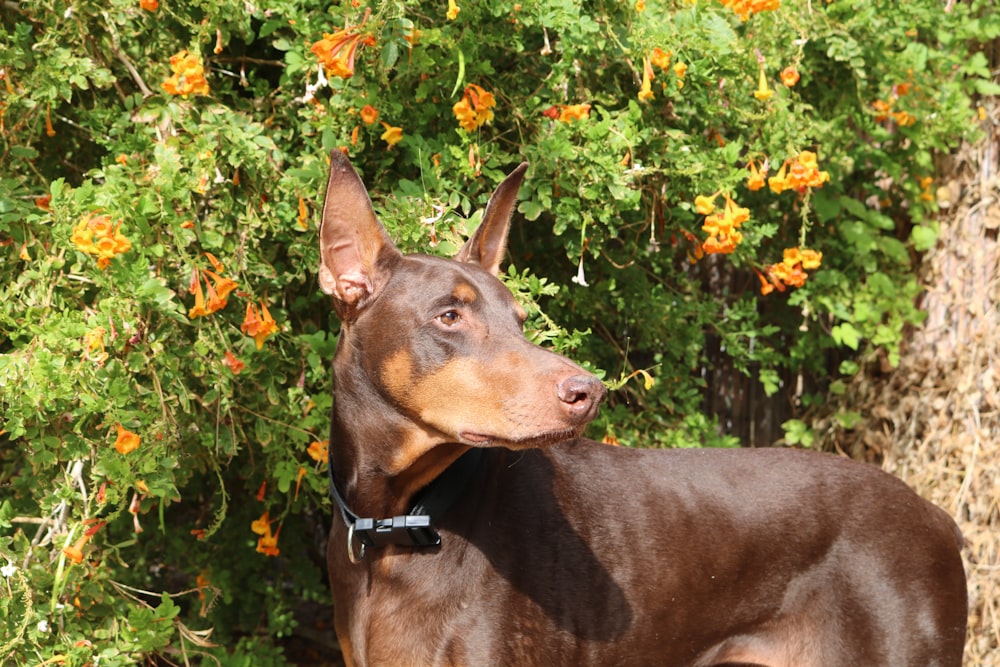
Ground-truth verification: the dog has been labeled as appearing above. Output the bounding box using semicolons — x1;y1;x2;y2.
319;150;968;666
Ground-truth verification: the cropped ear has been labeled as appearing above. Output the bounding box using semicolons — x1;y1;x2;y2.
318;150;400;319
455;162;528;275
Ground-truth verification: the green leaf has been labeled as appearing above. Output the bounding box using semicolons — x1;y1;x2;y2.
911;224;938;251
831;322;861;350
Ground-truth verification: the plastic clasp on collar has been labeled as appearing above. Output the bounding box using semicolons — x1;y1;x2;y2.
346;515;440;563
356;515;440;548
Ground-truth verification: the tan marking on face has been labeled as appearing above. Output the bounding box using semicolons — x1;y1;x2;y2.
453;282;477;303
380;348;414;398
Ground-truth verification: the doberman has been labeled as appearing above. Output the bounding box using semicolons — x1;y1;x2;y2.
319;150;967;667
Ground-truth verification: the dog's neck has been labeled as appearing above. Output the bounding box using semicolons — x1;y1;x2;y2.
329;342;470;518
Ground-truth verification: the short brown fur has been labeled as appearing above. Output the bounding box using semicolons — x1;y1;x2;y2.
319;151;968;666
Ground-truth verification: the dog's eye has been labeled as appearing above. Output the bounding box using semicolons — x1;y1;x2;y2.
437;310;461;326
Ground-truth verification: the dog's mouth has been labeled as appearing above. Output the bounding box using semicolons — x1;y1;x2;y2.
458;426;583;448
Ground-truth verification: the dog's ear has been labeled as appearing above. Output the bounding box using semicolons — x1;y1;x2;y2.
319;150;400;317
456;162;528;276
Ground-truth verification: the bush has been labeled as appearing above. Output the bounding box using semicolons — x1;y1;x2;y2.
1;0;996;663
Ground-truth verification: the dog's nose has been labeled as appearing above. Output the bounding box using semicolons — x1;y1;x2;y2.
557;375;607;418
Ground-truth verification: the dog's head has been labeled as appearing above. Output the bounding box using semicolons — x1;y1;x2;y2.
318;151;605;466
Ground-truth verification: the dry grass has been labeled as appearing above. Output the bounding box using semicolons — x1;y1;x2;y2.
817;109;1000;666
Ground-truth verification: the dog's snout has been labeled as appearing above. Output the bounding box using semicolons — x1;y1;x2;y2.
557;375;606;415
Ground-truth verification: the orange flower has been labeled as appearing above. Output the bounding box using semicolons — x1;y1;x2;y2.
718;0;781;21
203;268;238;301
700;193;748;256
114;423;141;455
256;532;280;557
755;268;776;296
310;13;376;80
359;104;379;124
769;151;829;194
140;0;158;11
650;47;671;71
62;533;91;564
637;57;655;102
307;440;329;462
252;512;281;556
294;466;308;501
298;195;310;229
780;66;800;87
222;350;245;374
251;511;271;535
162;50;210;97
758;247;822;295
544;103;591;123
203;278;225;314
188;267;209;318
447;0;460;20
71;213;131;269
380;122;403;146
241;301;279;350
453;84;496;132
746;159;767;191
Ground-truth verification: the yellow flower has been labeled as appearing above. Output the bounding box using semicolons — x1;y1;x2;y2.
673;62;687;90
800;248;822;270
754;66;773;101
768;160;789;194
114;423;141;455
82;327;108;365
447;0;460;20
380;122;403;146
638;57;655;102
694;194;716;215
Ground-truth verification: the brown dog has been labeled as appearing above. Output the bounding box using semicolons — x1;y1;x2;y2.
319;151;967;666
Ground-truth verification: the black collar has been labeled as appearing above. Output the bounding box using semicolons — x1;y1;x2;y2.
328;448;484;563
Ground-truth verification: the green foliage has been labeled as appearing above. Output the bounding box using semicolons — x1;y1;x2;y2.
0;0;996;662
